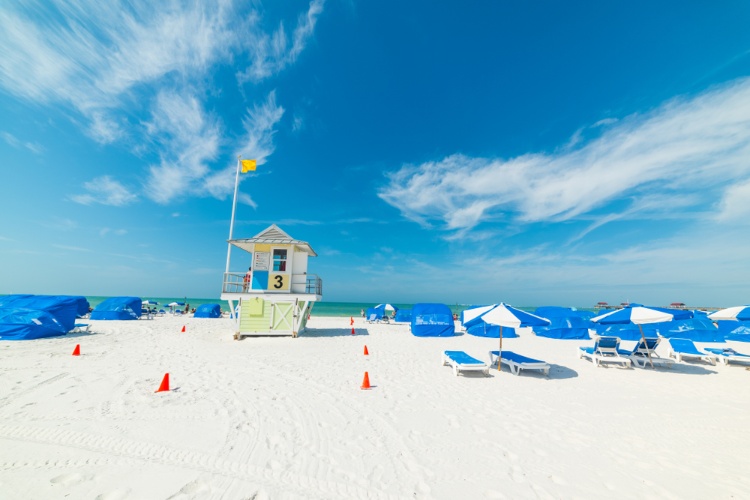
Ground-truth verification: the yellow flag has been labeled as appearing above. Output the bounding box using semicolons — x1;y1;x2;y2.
241;159;257;173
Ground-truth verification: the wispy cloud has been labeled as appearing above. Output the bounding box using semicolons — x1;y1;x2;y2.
379;78;750;232
1;131;44;154
0;1;324;205
238;0;325;82
70;175;137;206
143;90;220;204
203;91;284;203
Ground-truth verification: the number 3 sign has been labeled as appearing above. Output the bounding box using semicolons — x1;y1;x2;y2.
268;274;289;291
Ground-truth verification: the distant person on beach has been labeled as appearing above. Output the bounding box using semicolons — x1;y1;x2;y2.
243;266;252;292
360;309;365;318
185;303;190;313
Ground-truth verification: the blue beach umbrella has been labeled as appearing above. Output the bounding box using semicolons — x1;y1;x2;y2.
375;303;398;312
708;306;750;322
591;304;693;368
480;303;551;371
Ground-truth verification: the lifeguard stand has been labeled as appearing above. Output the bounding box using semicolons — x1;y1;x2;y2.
221;224;323;338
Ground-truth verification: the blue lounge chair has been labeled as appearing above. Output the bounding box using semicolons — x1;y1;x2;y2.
578;336;631;367
488;350;550;376
442;350;489;376
703;347;750;366
617;337;674;368
667;338;719;365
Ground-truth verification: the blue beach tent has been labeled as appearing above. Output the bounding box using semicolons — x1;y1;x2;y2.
534;316;591;340
410;303;455;337
0;308;68;340
90;296;142;320
533;306;594;321
717;320;750;342
394;308;412;322
366;307;384;321
194;303;222;318
594;322;660;341
657;317;724;342
0;294;83;332
532;307;592;340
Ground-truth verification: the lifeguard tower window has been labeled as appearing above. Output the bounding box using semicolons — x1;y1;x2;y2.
273;249;287;272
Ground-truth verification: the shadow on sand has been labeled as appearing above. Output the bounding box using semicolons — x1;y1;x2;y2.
302;328;370;338
546;364;579;379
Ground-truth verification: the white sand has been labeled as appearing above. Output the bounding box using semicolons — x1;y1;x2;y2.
1;315;748;499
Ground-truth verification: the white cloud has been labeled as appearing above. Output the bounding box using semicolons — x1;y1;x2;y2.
70;175;137;206
716;178;750;221
143;90;220;204
238;0;325;82
1;1;324;206
380;78;750;231
203;91;284;201
1;131;44;154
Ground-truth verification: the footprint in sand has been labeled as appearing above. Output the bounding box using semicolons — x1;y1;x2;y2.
446;414;460;428
549;474;566;485
95;490;130;500
179;480;210;495
50;472;84;486
509;465;525;483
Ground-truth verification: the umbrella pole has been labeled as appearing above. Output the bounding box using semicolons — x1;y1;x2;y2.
497;325;503;371
638;324;654;368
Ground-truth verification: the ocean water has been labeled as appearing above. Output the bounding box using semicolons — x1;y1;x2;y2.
83;297;477;317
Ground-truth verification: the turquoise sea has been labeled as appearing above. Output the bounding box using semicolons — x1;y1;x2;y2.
83;297;495;317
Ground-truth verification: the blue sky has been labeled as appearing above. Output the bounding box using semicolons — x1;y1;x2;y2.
1;1;750;307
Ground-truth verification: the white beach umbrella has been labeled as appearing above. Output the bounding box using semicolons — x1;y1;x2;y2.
480;304;550;371
375;303;397;311
591;305;690;368
708;306;750;321
461;304;498;326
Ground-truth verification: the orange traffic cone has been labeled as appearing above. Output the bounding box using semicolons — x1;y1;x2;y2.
361;371;371;390
155;373;170;393
364;345;369;356
72;344;80;356
181;325;186;333
351;327;355;335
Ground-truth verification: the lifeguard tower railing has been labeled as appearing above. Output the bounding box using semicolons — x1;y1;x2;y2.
222;272;323;296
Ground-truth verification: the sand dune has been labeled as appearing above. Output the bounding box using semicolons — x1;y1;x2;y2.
1;315;748;499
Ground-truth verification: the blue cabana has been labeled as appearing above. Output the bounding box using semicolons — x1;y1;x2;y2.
0;308;68;340
90;297;142;320
366;307;385;321
717;320;750;342
394;308;412;322
194;303;222;318
594;322;660;341
410;303;455;337
534;316;591;340
533;306;595;320
0;294;84;332
657;317;724;342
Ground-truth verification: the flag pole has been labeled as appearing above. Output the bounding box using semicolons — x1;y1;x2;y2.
224;155;242;275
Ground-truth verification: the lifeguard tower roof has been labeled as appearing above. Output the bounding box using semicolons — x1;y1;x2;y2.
228;224;317;257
